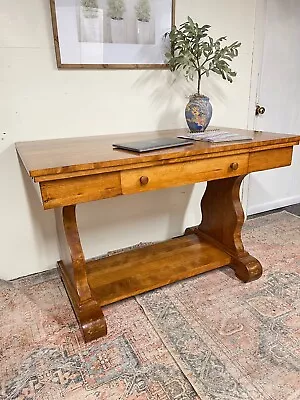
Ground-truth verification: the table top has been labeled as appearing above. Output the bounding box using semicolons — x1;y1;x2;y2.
15;127;300;179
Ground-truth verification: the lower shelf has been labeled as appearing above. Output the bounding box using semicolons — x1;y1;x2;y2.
86;233;231;306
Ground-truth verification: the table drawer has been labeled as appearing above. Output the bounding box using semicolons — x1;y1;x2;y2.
248;147;293;172
40;172;121;209
121;154;249;194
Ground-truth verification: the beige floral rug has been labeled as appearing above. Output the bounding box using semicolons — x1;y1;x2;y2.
137;211;300;400
0;273;199;400
1;211;299;399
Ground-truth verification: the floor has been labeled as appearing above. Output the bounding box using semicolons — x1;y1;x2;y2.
249;202;300;218
2;208;300;400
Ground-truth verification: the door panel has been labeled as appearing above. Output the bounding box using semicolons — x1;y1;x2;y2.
247;0;300;215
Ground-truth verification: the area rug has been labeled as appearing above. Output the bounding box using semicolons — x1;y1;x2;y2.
0;211;299;400
0;271;199;399
136;211;300;400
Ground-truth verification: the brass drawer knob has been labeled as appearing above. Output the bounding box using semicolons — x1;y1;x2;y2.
230;162;239;171
140;176;149;185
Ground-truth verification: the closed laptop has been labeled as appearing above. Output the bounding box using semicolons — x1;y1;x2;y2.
112;137;194;153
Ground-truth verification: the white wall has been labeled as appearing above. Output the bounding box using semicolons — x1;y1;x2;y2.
0;0;257;279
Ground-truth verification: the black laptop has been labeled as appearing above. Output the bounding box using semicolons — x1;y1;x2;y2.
112;137;194;153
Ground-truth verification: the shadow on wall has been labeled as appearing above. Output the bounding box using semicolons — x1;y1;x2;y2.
132;68;228;131
76;184;201;260
19;161;59;262
74;71;207;258
0;145;58;279
133;69;191;129
6;64;211;278
13;139;204;274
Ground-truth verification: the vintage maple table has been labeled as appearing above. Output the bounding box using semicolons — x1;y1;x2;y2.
15;128;300;342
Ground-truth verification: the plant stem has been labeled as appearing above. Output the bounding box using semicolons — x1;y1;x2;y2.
197;70;201;95
200;54;214;68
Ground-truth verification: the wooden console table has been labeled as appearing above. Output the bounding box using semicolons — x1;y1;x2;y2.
16;128;300;342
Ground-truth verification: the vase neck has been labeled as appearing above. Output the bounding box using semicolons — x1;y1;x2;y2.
190;94;209;101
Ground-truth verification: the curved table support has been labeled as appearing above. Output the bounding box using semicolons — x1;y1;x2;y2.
186;175;262;282
56;176;262;343
56;205;107;342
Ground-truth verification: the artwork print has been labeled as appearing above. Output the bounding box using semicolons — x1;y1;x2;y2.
50;0;175;68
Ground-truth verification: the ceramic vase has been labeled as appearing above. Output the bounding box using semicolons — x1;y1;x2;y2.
185;94;213;133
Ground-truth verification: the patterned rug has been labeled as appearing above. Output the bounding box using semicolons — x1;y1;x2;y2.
0;273;198;400
0;211;299;400
137;211;300;400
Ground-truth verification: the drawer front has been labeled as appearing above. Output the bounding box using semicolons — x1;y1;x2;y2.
40;172;121;209
121;154;249;194
248;147;293;173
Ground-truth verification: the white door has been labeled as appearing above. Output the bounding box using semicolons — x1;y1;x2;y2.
247;0;300;215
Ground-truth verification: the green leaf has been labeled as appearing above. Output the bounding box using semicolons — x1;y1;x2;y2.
164;17;241;88
228;70;237;77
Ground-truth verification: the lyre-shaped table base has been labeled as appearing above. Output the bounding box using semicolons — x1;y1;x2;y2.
56;174;262;343
56;206;107;342
185;175;262;282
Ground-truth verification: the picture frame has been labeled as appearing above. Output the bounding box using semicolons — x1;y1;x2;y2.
49;0;175;69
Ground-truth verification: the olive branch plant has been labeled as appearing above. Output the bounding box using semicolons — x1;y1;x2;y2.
165;17;241;96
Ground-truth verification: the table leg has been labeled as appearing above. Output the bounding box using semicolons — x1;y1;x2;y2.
55;205;107;342
187;175;262;282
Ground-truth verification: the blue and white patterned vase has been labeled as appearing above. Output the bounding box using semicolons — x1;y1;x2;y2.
185;94;213;133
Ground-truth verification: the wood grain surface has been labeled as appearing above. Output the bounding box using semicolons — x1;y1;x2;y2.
87;234;231;306
15;128;300;180
16;128;300;342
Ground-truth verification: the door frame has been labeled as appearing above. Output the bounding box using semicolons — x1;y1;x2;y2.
247;0;267;131
242;0;268;215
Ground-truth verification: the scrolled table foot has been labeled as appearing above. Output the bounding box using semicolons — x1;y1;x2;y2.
77;298;107;342
230;253;263;283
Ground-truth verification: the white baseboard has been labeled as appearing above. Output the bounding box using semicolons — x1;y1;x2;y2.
247;194;300;215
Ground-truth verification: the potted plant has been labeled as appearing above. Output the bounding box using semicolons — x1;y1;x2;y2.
107;0;126;43
165;17;241;133
135;0;151;44
80;0;102;42
81;0;99;18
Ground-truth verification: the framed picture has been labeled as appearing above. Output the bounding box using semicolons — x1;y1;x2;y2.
50;0;175;69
